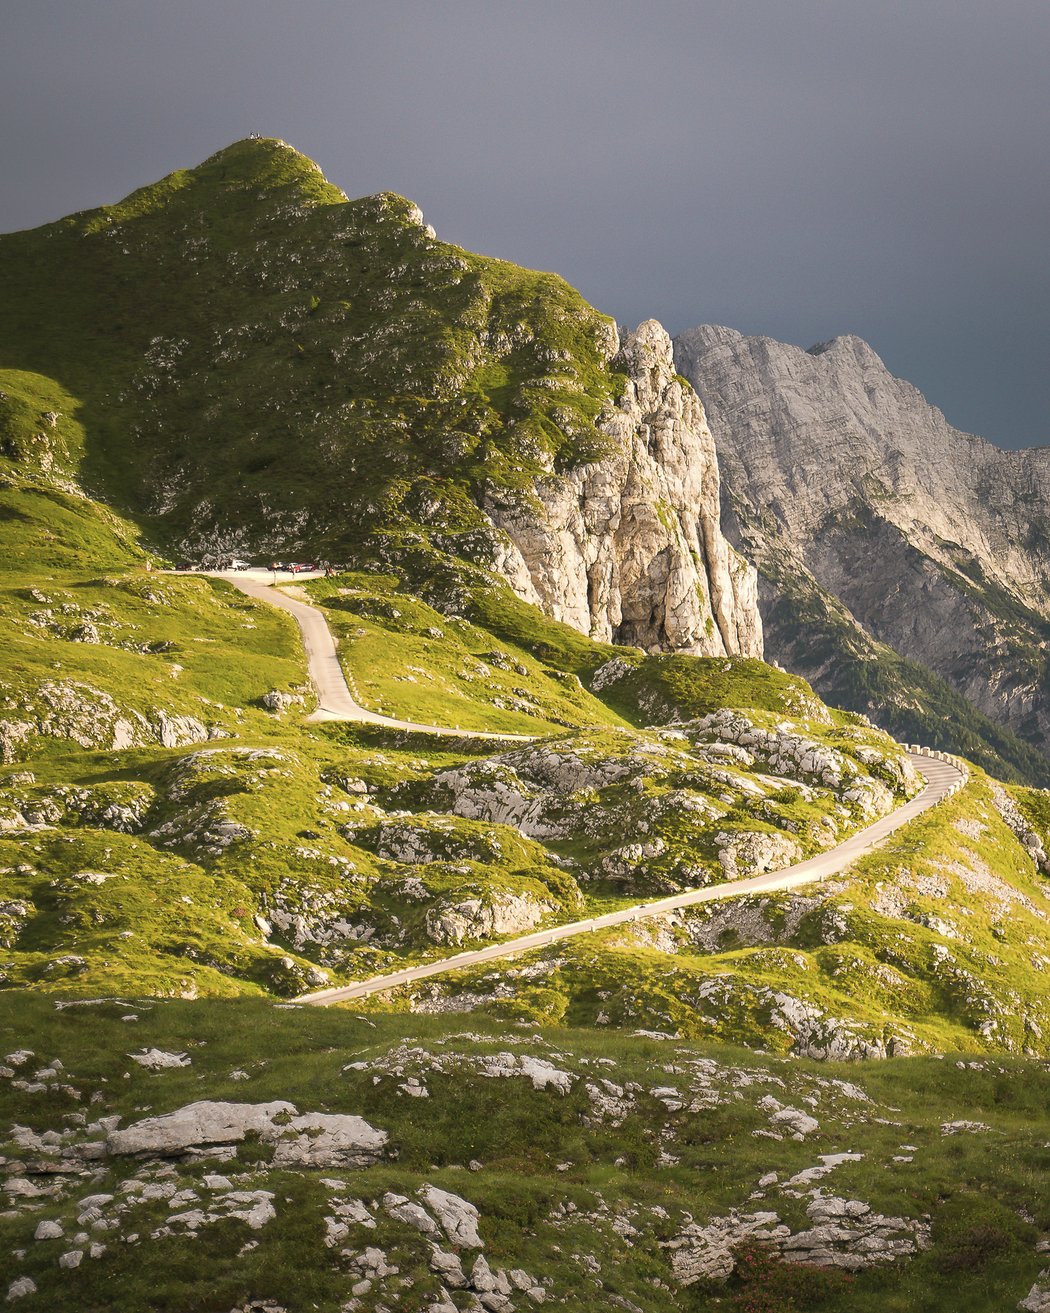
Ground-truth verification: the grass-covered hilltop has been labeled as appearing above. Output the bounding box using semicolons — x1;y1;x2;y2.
0;137;623;561
2;139;1050;1312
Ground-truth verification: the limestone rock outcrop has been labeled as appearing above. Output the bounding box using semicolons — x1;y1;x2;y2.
675;324;1050;761
486;321;763;657
424;893;550;946
107;1100;387;1167
668;1194;930;1285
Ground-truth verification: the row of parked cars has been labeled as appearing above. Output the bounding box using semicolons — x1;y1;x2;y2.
272;561;321;574
175;559;323;573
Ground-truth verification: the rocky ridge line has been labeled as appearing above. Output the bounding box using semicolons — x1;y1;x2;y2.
488;320;762;658
674;324;1050;759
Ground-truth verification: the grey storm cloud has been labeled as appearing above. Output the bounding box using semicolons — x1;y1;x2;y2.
2;0;1048;448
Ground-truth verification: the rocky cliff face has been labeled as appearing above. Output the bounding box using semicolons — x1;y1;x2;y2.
0;139;763;663
674;325;1050;766
486;321;763;657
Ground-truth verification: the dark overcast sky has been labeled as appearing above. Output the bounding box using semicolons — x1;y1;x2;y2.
2;1;1048;449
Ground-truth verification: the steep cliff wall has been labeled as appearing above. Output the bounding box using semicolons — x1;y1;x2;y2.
675;325;1050;766
486;321;762;657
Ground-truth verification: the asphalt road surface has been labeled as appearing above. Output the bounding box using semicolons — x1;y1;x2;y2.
298;752;966;1005
217;571;533;741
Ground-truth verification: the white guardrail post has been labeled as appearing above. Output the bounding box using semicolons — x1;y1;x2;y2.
912;744;968;802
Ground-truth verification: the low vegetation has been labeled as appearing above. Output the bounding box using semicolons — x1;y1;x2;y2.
1;997;1048;1312
3;137;1050;1313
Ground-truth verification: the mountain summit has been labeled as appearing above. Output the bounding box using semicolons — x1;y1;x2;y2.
0;139;759;657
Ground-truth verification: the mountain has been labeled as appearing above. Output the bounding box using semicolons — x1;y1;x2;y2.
675;325;1050;784
5;140;1050;1311
0;137;759;659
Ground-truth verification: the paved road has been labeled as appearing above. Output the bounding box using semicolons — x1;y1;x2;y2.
298;751;966;1005
215;571;533;742
189;572;968;1008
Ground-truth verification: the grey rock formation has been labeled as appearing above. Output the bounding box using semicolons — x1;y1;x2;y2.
419;1185;484;1249
715;830;802;880
486;321;762;657
424;893;550;946
0;682;220;763
675;324;1050;763
127;1048;191;1070
107;1100;387;1166
668;1194;930;1284
991;785;1050;875
1021;1271;1050;1313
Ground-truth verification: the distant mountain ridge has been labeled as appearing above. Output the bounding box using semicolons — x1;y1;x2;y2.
675;324;1050;782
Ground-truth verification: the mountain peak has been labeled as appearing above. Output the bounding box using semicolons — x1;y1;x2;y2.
85;137;348;230
181;136;348;203
196;135;323;180
806;333;884;368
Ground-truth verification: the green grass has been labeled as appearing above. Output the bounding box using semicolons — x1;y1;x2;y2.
0;137;620;568
302;570;628;734
397;770;1050;1059
588;650;834;725
0;414;936;1004
0;996;1047;1311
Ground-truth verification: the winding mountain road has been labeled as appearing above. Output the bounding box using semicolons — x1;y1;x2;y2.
297;752;965;1004
205;571;968;1006
218;571;533;741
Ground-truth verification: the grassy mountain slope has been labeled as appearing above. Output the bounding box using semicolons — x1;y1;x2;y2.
388;768;1050;1060
1;349;1048;1058
5;436;1050;1068
2;997;1049;1313
5;138;1050;1311
0;137;623;567
0;389;925;1002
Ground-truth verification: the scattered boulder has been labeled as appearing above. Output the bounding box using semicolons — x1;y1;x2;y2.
1021;1271;1050;1313
383;1192;438;1235
474;1051;575;1095
420;1185;484;1249
430;1248;467;1287
128;1049;191;1070
668;1194;930;1284
261;690;304;714
992;786;1050;876
107;1100;387;1167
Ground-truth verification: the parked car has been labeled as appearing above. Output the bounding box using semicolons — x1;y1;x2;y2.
229;558;252;570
